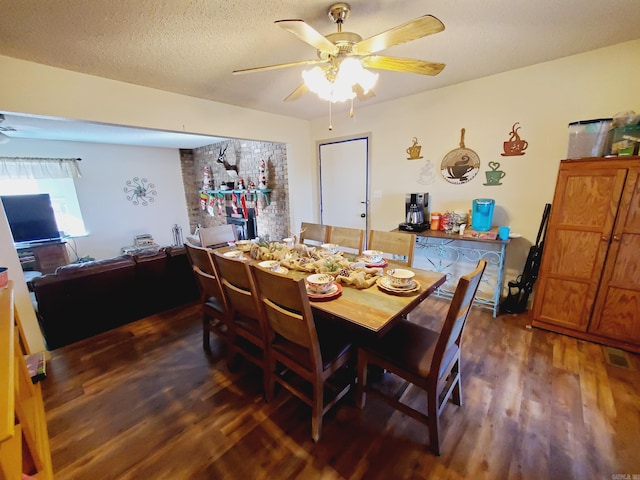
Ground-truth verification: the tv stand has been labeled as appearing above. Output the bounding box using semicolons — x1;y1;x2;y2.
17;242;70;274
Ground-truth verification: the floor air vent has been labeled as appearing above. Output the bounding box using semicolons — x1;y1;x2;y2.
603;346;634;370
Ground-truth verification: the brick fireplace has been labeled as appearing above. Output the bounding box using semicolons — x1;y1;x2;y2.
180;138;290;242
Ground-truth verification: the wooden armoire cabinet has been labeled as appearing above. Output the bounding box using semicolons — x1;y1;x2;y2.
532;156;640;353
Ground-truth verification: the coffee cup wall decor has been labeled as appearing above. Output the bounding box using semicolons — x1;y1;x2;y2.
406;137;423;160
501;122;529;156
484;161;506;186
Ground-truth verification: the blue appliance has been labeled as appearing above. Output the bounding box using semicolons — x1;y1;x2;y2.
471;199;495;232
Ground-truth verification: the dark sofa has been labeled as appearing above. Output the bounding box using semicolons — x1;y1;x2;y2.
31;246;199;350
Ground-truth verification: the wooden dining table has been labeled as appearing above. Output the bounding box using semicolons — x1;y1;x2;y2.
289;262;445;337
216;246;446;338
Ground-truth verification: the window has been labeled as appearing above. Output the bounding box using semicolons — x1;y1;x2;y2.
0;177;87;237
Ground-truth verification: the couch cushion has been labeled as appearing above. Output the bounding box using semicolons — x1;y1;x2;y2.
54;256;136;278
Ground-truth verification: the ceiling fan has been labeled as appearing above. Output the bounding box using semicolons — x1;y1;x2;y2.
232;2;446;104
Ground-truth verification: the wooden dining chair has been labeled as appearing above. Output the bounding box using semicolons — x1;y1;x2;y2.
184;242;216;276
211;250;269;390
191;265;230;355
198;224;237;248
249;263;353;442
299;222;329;246
367;229;415;266
327;225;365;255
356;259;487;455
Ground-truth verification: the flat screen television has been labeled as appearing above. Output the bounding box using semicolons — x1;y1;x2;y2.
1;193;62;245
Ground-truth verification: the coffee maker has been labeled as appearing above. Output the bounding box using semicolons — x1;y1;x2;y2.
399;193;430;232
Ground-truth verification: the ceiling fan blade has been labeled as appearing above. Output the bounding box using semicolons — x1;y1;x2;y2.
352;84;376;101
284;83;309;102
362;55;445;76
233;59;324;75
354;15;445;55
275;19;339;55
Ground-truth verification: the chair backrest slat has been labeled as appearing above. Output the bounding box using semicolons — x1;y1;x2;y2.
327;226;365;255
432;260;486;374
184;242;216;276
199;224;237;249
299;222;329;246
367;230;415;266
249;264;322;371
192;265;225;304
212;252;261;322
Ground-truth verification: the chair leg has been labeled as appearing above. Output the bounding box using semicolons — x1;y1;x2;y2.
226;345;238;371
261;351;271;403
452;376;462;406
427;389;441;456
311;379;323;442
265;357;276;403
202;315;211;352
356;350;368;409
451;360;462;406
225;330;244;372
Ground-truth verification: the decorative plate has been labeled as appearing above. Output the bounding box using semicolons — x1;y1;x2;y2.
307;282;342;301
223;250;245;259
376;277;422;295
361;258;388;268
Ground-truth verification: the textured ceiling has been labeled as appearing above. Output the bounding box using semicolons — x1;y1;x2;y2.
1;0;640;146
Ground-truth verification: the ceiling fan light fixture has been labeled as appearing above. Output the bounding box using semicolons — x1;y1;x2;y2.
302;58;378;103
353;65;378;94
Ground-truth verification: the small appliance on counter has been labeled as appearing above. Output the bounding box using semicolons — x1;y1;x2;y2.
399;193;430;232
471;198;495;232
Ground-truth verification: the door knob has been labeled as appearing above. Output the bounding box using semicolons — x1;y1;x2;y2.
360;213;366;218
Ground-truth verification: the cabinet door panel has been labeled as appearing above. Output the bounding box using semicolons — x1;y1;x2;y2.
557;174;621;228
544;230;602;278
590;169;640;343
591;288;640;341
533;166;627;330
537;278;592;330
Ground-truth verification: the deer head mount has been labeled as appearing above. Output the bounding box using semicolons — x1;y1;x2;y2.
216;145;238;175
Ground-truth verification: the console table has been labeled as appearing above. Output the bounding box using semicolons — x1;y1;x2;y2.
398;229;509;317
16;241;70;274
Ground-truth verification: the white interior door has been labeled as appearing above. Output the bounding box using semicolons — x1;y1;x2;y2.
319;136;369;234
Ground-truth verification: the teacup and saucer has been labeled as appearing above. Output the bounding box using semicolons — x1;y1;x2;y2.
384;268;416;289
362;249;384;264
321;243;339;254
305;273;335;295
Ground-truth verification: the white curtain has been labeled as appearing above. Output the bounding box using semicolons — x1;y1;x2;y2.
0;157;82;179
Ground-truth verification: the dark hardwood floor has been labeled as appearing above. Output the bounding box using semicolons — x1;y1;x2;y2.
41;297;640;479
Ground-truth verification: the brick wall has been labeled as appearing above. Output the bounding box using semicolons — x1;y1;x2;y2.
180;139;290;242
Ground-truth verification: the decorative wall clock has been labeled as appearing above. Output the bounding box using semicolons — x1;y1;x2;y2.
124;177;157;206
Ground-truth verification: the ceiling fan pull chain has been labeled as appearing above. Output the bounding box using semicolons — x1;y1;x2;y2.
349;98;355;118
328;101;333;131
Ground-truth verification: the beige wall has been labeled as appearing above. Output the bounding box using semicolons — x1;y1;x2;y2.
0;54;313;351
0;138;194;260
1;39;639;349
309;39;640;278
0;54;315;232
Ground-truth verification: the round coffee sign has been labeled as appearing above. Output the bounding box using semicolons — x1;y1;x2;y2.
440;129;480;184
